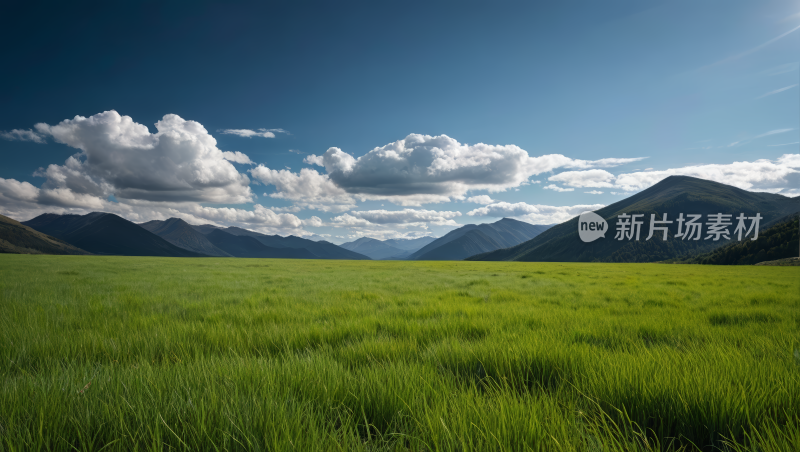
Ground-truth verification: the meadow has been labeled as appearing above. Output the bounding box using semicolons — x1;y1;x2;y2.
0;255;798;451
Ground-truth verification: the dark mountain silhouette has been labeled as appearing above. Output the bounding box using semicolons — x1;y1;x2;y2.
0;214;90;255
205;229;317;259
221;227;370;260
339;237;406;260
140;218;231;257
22;212;205;257
672;213;799;265
409;218;551;261
469;176;800;263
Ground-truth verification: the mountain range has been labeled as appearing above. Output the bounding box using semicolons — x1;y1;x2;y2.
407;218;551;260
0;214;89;255
22;213;205;257
469;176;800;263
207;226;370;259
140;218;231;256
339;236;438;260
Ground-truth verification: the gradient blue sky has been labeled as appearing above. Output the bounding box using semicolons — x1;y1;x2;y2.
1;0;798;242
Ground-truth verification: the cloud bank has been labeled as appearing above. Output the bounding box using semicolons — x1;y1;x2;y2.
546;155;800;195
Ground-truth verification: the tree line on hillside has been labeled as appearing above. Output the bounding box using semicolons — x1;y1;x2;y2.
670;215;799;265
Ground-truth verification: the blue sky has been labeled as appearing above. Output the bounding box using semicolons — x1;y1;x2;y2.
1;0;798;242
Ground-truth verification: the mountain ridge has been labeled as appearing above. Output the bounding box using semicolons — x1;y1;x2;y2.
468;176;800;263
410;218;551;260
0;214;90;255
23;213;205;257
140;218;231;257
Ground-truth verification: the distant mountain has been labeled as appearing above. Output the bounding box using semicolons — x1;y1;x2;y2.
140;218;231;257
339;237;406;260
382;236;437;252
469;176;800;263
673;213;798;265
205;229;317;259
409;218;551;261
23;212;205;257
0;214;90;255
221;227;370;260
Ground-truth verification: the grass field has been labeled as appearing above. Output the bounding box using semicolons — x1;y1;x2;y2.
0;255;798;451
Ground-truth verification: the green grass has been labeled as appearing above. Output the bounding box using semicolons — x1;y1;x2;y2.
0;255;798;451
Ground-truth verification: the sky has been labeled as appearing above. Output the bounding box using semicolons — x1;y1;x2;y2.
1;0;798;244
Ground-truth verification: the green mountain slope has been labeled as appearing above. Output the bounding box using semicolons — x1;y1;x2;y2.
140;218;231;257
469;176;800;263
0;214;90;255
674;213;799;265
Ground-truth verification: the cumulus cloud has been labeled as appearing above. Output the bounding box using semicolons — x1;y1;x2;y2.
31;110;253;204
467;202;605;224
1;129;46;143
585;190;604;194
249;166;356;212
302;134;643;203
543;184;574;192
218;128;287;138
0;111;321;236
466;195;495;204
222;151;255;165
547;154;800;196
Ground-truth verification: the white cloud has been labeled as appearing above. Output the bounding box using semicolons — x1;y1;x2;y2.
0;112;318;236
218;128;287;138
543;184;574;192
585;190;604;195
466;195;495;204
1;128;46;143
549;154;800;196
768;142;800;147
755;84;798;99
222;151;255;165
778;154;800;168
549;169;616;188
467;202;605;224
302;216;323;228
32;110;252;204
303;154;325;166
327;209;461;240
303;134;643;202
249;166;356;212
